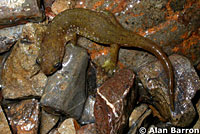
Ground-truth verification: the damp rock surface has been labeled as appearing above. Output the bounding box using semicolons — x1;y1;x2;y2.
41;44;88;119
0;25;24;53
1;23;47;99
94;69;136;134
138;54;200;127
0;0;44;28
4;99;40;134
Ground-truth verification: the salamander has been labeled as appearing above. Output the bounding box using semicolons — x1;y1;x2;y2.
37;8;174;111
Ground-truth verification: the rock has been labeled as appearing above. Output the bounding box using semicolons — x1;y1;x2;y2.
75;0;200;67
41;44;88;119
4;99;40;134
57;118;80;134
77;123;97;134
0;52;9;87
1;23;47;99
0;106;12;134
0;0;44;28
94;69;136;134
40;109;59;134
138;54;200;127
79;95;95;124
128;104;152;134
0;25;23;53
194;98;200;129
51;0;75;15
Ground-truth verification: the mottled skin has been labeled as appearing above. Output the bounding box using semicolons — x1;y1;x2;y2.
38;8;174;111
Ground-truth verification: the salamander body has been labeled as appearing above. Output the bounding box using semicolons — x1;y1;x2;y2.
37;8;174;111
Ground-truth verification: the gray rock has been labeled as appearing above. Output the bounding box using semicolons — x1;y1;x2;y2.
0;0;44;27
41;44;89;119
0;25;23;53
138;54;200;127
79;95;95;124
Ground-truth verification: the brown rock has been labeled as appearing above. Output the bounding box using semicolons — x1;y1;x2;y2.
40;109;59;134
1;23;47;99
94;69;136;134
0;106;12;134
4;99;40;134
57;118;80;134
51;0;75;15
77;123;97;134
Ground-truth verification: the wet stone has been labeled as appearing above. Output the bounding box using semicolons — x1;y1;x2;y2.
0;0;44;28
0;25;23;53
0;106;12;134
40;109;59;134
128;104;152;134
77;123;97;134
41;44;88;119
1;23;47;99
94;69;136;134
79;95;95;125
138;54;200;127
57;118;80;134
4;99;40;134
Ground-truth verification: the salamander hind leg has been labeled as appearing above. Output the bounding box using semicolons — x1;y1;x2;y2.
102;44;120;74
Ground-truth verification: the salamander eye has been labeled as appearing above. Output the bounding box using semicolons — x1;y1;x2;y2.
53;62;62;69
36;57;41;65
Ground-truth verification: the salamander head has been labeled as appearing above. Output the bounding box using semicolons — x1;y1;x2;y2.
37;40;65;75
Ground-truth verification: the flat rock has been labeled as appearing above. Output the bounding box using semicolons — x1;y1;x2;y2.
41;44;88;119
1;23;47;99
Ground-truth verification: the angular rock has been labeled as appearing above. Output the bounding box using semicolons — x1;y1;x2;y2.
94;69;136;134
41;44;88;119
138;54;200;127
128;104;152;134
4;99;40;134
77;123;97;134
0;106;12;134
80;95;95;124
0;0;44;28
0;25;23;53
1;23;47;99
57;118;80;134
40;109;59;134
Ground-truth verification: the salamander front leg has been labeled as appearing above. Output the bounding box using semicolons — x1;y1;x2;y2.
102;44;120;73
